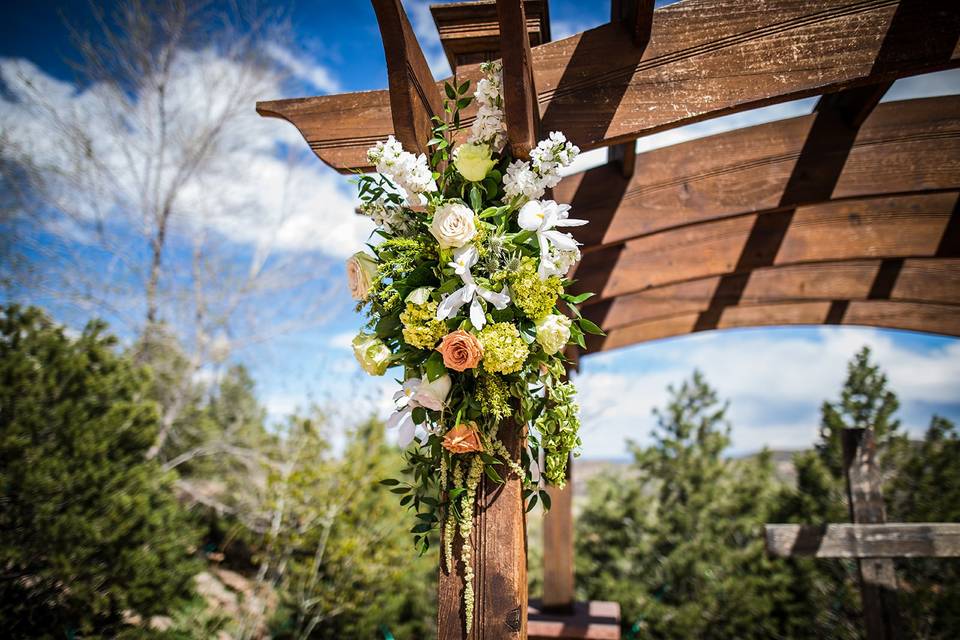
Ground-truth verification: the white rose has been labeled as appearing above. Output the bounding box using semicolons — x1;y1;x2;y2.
535;314;572;356
346;251;378;300
412;374;452;411
352;332;391;376
405;286;434;306
429;202;477;249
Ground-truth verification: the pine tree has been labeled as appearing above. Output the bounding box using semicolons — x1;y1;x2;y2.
773;346;906;639
0;306;201;638
577;371;795;639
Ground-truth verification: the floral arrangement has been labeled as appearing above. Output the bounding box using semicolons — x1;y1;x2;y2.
346;62;601;630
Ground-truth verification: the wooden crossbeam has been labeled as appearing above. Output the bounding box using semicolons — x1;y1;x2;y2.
765;523;960;558
257;0;960;173
572;192;960;303
588;299;960;351
585;257;960;331
611;0;655;47
496;0;540;159
558;96;960;251
371;0;443;156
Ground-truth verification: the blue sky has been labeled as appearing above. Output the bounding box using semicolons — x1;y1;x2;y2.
2;0;959;458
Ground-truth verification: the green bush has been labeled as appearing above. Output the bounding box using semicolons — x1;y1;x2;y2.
0;306;201;638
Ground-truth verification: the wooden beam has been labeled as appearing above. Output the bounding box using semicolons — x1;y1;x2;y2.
371;0;443;156
528;600;621;639
431;0;551;73
438;415;528;638
585;258;960;331
496;0;540;158
611;0;654;46
257;0;960;173
842;428;903;640
606;141;636;179
541;455;574;611
765;523;960;559
588;300;960;351
556;95;960;251
572;192;960;303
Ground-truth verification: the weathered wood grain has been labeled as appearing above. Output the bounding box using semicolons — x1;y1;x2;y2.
556;96;960;250
497;0;540;159
371;0;443;156
438;415;528;639
842;428;902;640
611;0;655;47
765;523;960;558
572;192;959;302
257;0;960;172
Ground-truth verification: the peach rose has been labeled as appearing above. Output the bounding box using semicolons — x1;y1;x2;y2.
437;329;483;372
442;422;484;454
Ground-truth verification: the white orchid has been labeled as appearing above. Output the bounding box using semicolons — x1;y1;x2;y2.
517;199;587;278
436;244;510;329
386;375;452;447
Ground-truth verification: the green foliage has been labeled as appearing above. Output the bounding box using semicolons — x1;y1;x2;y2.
577;371;796;639
0;306;201;638
265;415;435;639
887;415;960;638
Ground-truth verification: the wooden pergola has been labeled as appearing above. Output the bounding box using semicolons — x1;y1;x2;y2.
257;1;960;637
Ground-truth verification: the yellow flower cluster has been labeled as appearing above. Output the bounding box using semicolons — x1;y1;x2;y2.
478;322;528;374
505;256;563;320
400;301;447;350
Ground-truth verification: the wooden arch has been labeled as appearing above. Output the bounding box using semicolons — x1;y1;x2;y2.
257;0;960;638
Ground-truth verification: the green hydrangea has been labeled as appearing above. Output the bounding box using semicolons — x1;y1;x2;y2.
477;373;510;420
535;381;581;487
478;322;528;374
400;301;447;349
369;237;435;314
503;256;563;320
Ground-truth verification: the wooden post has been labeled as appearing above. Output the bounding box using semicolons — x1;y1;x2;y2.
438;414;528;638
542;454;574;611
841;428;903;640
496;0;540;159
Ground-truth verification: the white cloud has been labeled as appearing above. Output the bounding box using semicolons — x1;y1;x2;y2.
575;328;960;458
264;43;341;93
0;53;372;258
328;331;356;350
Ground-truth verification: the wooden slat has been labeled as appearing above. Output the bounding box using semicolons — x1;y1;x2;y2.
590;300;960;351
257;0;960;172
497;0;540;158
585;258;960;331
556;96;960;250
765;523;960;558
842;428;902;640
372;0;443;156
572;192;959;303
438;415;528;639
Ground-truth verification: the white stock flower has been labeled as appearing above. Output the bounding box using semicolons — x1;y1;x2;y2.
386;375;452;447
359;198;412;234
346;251;378;300
503;159;543;200
367;135;436;200
517;199;587;278
436;244;510;329
468;61;507;151
535;314;572;355
503;131;580;203
429;202;477;249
